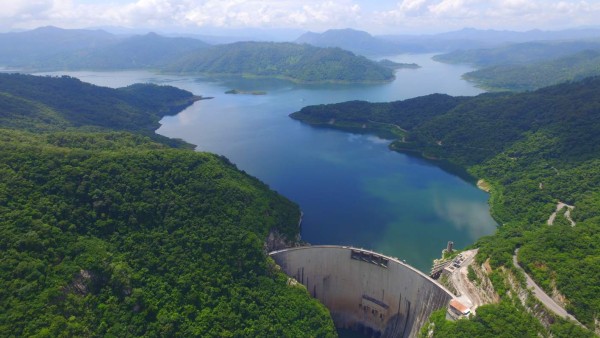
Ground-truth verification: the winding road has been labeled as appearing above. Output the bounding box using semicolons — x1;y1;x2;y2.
513;249;582;326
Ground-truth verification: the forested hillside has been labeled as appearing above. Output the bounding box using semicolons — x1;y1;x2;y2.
292;77;600;335
0;73;202;147
433;40;600;67
165;41;395;83
0;74;336;336
463;50;600;91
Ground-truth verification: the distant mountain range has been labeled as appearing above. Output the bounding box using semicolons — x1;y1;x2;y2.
4;26;600;85
0;26;117;66
431;39;600;91
42;32;210;70
295;27;600;56
0;26;209;70
433;40;600;67
295;29;401;56
462;50;600;91
0;27;394;83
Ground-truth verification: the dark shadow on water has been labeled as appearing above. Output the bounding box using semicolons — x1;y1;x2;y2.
399;150;478;185
338;328;370;338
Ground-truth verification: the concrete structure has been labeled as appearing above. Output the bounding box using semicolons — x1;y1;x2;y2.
446;299;471;320
270;246;454;337
446;241;454;253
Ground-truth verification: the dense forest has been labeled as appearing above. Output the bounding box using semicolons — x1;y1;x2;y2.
0;74;336;336
292;77;600;335
164;41;395;83
0;73;202;148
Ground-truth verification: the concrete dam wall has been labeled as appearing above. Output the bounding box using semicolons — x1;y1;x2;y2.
270;246;453;338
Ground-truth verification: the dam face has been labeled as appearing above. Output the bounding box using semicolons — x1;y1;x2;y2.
270;246;453;338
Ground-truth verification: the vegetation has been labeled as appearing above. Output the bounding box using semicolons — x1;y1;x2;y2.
433;40;600;67
377;59;420;70
0;73;201;147
0;27;208;71
463;50;600;91
225;89;267;95
420;301;545;338
165;41;395;83
291;94;468;139
292;76;600;334
0;74;336;336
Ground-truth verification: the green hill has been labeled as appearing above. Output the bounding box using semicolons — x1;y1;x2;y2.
292;77;600;334
165;41;395;83
0;74;336;336
463;50;600;91
0;73;203;147
433;40;600;67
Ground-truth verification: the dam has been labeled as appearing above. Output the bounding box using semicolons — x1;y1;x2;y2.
269;246;454;338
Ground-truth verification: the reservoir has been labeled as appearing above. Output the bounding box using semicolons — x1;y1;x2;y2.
38;54;496;272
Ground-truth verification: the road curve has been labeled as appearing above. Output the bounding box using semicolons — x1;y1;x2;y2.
513;249;582;325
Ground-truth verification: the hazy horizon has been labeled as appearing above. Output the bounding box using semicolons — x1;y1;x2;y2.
3;0;600;37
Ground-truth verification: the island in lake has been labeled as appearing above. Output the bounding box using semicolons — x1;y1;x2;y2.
377;59;421;69
225;89;267;95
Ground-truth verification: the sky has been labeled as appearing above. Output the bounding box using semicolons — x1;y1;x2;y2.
2;0;600;35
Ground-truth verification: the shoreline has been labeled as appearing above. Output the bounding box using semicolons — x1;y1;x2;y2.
476;179;491;192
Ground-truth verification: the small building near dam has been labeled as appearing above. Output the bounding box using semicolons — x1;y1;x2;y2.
269;246;454;338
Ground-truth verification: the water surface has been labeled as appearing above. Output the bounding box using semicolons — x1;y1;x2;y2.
38;54;496;272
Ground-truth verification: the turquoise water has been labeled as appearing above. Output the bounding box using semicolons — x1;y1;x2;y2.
37;54;496;272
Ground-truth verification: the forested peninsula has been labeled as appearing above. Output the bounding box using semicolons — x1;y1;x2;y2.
291;77;600;336
0;73;335;336
165;42;395;83
433;40;600;91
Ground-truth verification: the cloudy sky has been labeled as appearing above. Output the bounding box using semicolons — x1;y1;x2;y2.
2;0;599;35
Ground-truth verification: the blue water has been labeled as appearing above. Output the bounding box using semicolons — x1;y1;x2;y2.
37;54;496;272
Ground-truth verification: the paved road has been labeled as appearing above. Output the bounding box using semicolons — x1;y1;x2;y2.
513;249;582;325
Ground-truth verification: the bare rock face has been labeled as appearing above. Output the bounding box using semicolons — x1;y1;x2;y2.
265;228;292;252
62;269;104;297
265;212;304;252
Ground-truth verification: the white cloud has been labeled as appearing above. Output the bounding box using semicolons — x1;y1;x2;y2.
374;0;600;33
1;0;600;34
399;0;428;12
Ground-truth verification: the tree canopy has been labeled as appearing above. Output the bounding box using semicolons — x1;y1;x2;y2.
0;74;336;337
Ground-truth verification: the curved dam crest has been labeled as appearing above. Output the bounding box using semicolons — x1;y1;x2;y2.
270;246;453;338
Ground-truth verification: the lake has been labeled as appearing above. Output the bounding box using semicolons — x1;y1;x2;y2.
38;53;497;272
